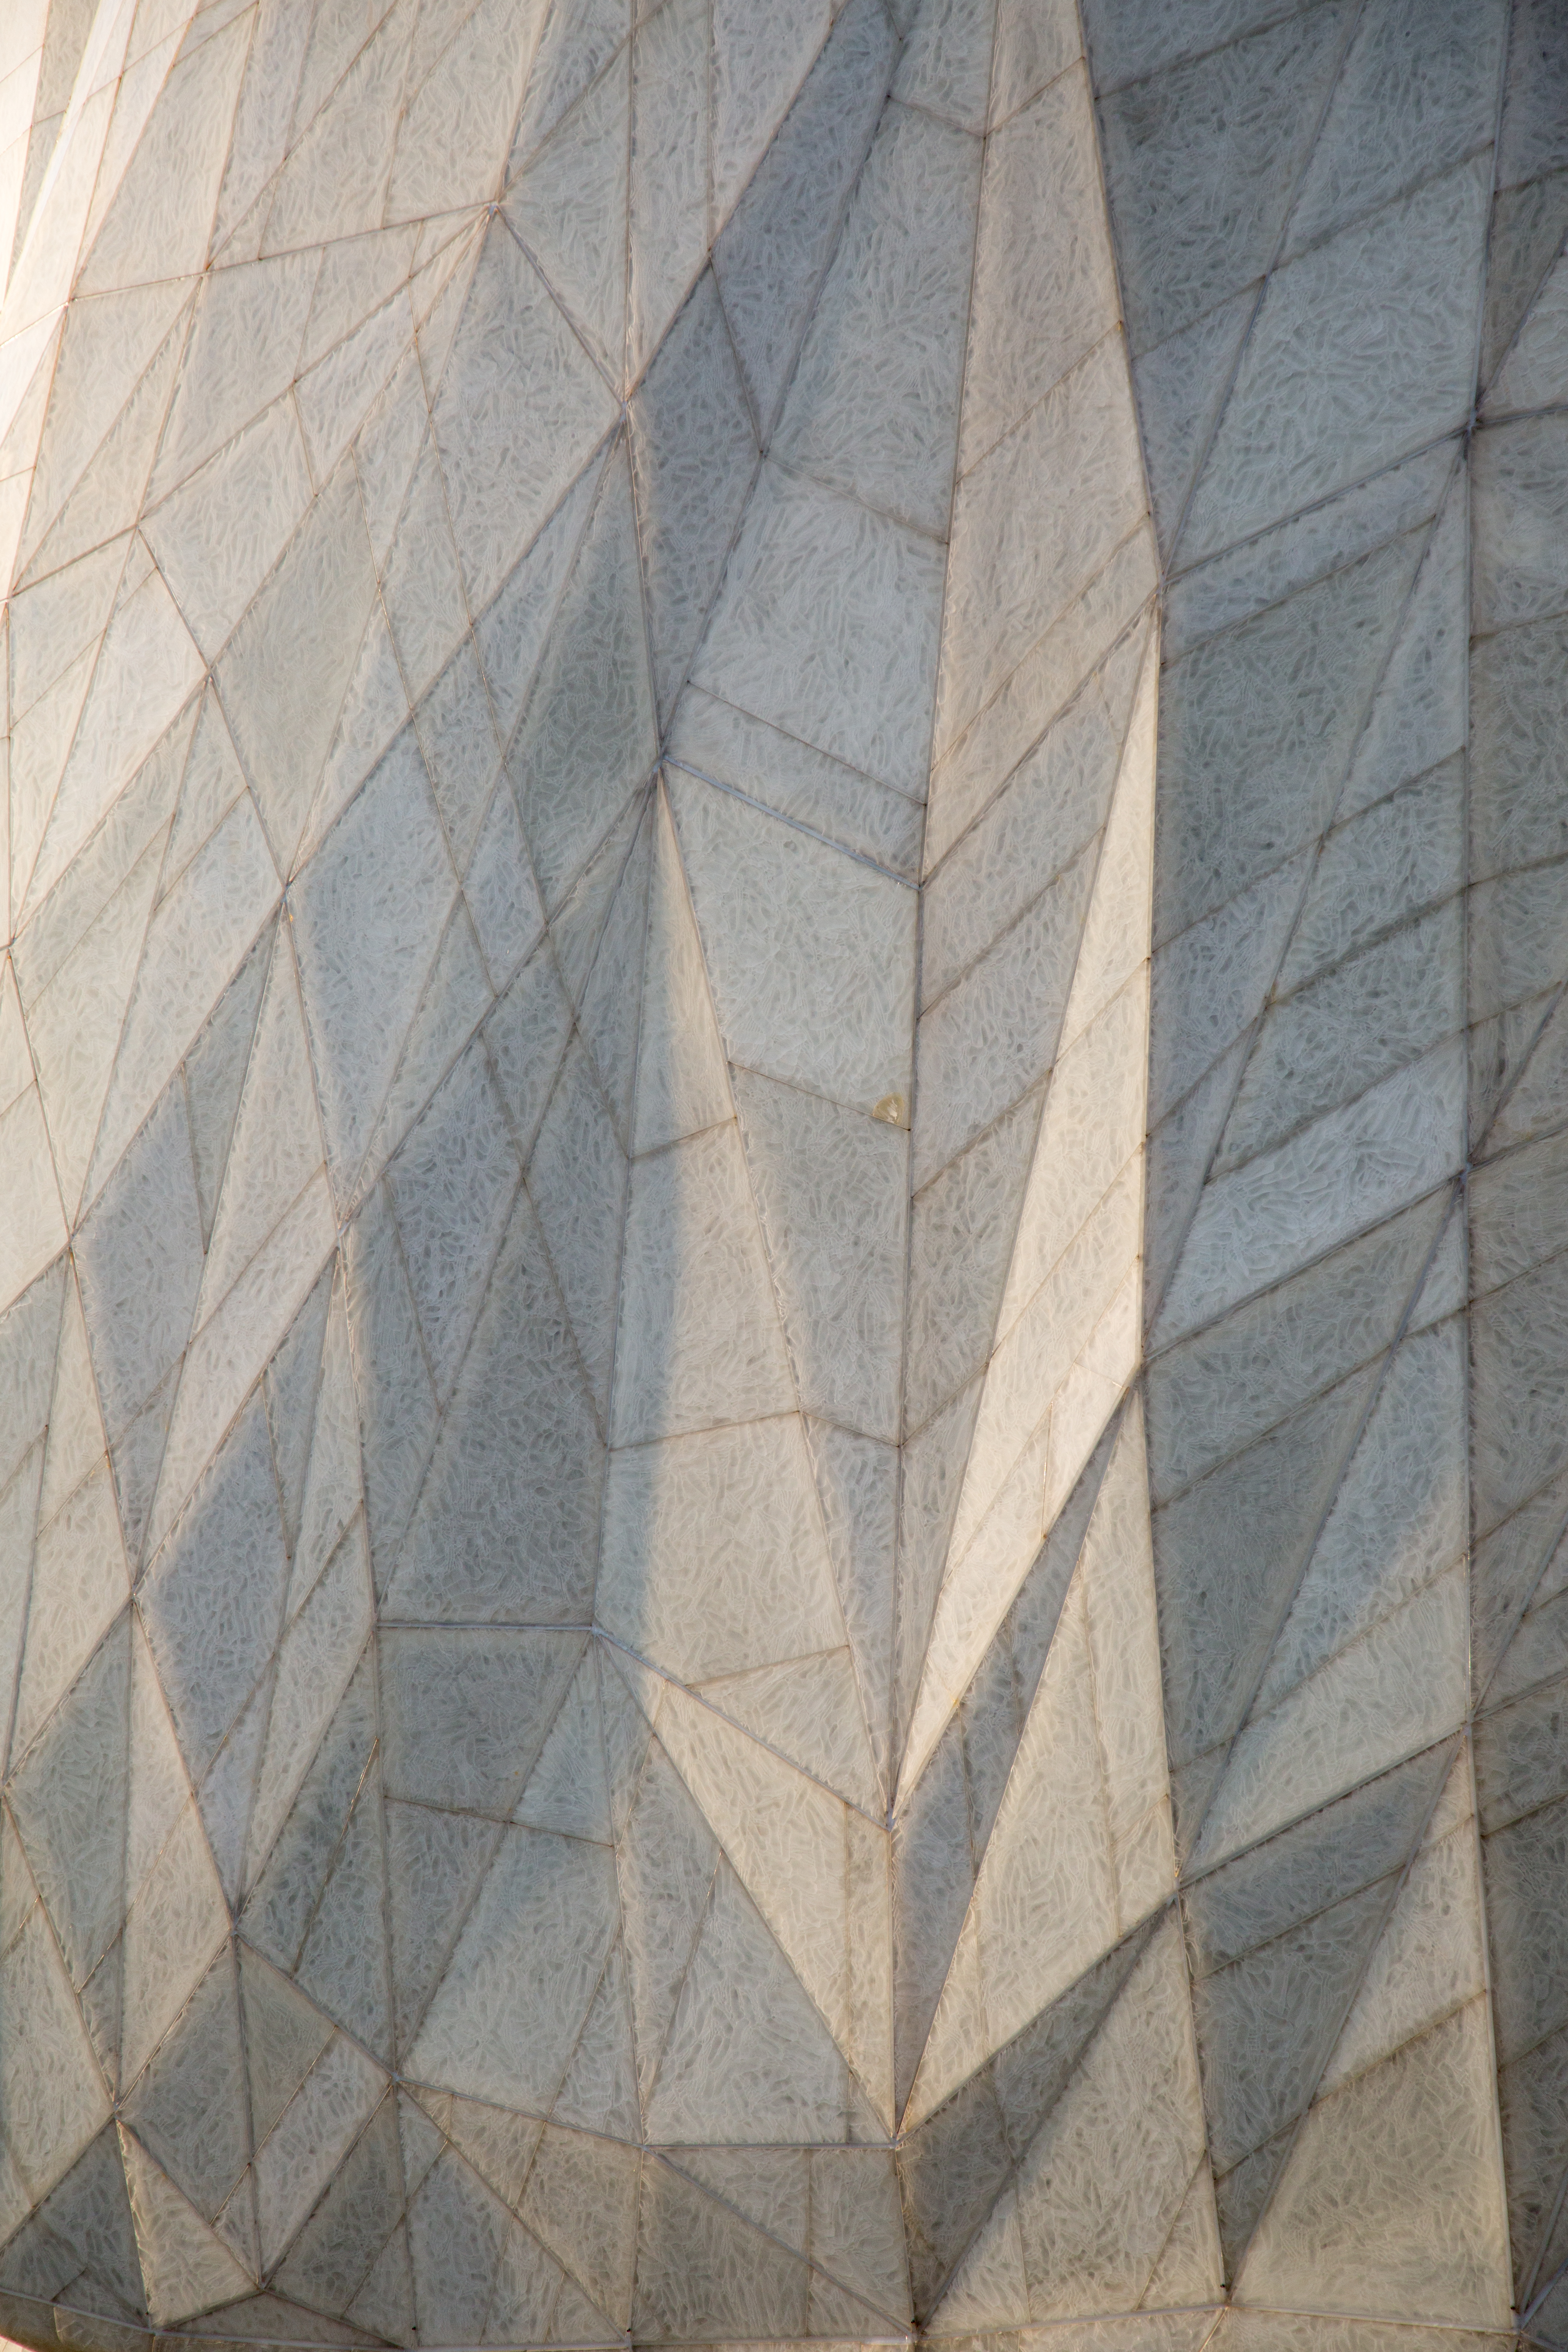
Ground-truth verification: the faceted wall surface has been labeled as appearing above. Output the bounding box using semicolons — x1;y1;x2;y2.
0;0;1564;2348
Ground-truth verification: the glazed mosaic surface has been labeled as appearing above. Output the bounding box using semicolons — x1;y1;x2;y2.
0;0;1566;2346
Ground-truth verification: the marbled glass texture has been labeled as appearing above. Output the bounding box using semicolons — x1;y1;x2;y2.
0;2;1561;2351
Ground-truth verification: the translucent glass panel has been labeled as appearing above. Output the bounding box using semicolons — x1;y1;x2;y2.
0;0;1562;2348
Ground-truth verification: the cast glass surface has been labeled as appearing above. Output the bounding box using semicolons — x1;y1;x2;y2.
0;0;1564;2347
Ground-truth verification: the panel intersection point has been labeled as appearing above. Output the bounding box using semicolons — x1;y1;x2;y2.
0;0;1563;2348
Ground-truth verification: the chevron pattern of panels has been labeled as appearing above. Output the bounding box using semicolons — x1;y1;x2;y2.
0;1;1564;2349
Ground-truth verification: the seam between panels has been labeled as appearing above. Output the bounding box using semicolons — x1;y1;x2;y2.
1071;0;1160;573
894;605;1156;1820
925;523;1148;871
236;1533;375;1989
336;1197;408;2209
113;1550;136;2111
1198;993;1467;1195
497;190;622;405
268;2069;387;2298
11;528;140;927
584;398;655;1722
949;308;1125;499
1178;434;1459;1124
590;773;696;1677
460;429;611;941
1058;150;1200;2163
1524;2236;1568;2340
531;830;645;1417
586;1636;633;2145
489;1683;627;2323
702;0;715;318
8;88;185;600
1471;1417;1568;1727
637;324;765;729
1087;1;1331;102
910;1406;1125;2124
891;0;1006;2154
710;32;900;458
484;459;621;995
330;666;477;1200
366;1165;578;2075
367;1169;507;1610
633;1845;726;2145
1146;1177;1461;1403
701;0;847;269
1163;427;1463;612
768;433;953;550
1463;873;1568;1634
254;1373;347;1949
1469;1720;1523;2321
1162;0;1369;570
363;1717;403;2227
0;1310;52;1781
918;1909;1166;2320
1077;29;1167;590
379;1814;506;2081
564;990;632;1742
16;15;133;332
1264;135;1502;290
10;1048;71;1413
1476;3;1558;407
94;768;263;1260
1176;1735;1457;1925
1486;315;1568;435
662;755;916;889
1249;860;1466;1014
1265;1985;1485;2120
595;1630;886;1835
1219;2302;1516;2331
924;599;1144;891
1177;1180;1460;1871
917;633;1143;1036
1466;15;1514;2317
230;1874;268;2281
177;4;253;265
891;0;991;1800
617;20;635;405
1143;474;1461;1341
646;2139;911;2336
702;1045;889;1810
1214;1742;1464;2293
1080;1522;1124;1918
1138;2145;1211;2305
1149;1186;1466;1535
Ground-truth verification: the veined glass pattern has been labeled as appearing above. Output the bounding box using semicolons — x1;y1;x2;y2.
0;0;1564;2347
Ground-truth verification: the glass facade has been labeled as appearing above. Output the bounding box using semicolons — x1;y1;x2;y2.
0;0;1565;2345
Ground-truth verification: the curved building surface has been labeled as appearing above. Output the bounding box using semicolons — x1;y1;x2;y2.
0;0;1566;2346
